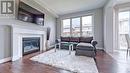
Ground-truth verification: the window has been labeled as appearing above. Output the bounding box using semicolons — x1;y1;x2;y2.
118;11;130;50
82;16;93;37
72;18;80;37
62;15;93;37
119;11;130;34
62;19;71;37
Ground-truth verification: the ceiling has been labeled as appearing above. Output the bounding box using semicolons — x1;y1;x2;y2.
116;0;130;4
35;0;107;15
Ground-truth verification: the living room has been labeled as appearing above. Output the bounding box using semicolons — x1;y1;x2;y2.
0;0;130;73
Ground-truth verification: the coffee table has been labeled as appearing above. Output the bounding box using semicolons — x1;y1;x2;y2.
54;42;74;54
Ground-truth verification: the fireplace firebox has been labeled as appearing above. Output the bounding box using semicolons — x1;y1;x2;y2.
22;37;40;55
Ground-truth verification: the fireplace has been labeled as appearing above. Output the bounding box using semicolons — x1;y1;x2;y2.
22;37;40;55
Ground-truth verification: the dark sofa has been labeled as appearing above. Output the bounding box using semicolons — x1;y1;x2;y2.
59;36;98;57
60;37;80;50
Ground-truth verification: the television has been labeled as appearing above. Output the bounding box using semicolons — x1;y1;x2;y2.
17;1;44;26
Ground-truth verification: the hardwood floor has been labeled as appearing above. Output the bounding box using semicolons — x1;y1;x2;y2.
95;51;118;73
0;50;129;73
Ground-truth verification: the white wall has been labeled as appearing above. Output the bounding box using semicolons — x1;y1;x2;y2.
56;8;104;49
103;0;130;53
0;0;56;60
0;26;11;59
44;14;56;46
103;0;115;53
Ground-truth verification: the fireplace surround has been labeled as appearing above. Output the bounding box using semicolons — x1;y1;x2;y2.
11;25;47;61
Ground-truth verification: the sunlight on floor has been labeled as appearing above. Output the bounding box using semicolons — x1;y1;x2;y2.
109;50;130;73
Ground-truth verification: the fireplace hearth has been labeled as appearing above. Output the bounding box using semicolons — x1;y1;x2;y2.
22;37;40;55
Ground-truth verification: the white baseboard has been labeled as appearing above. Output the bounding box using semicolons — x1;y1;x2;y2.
96;47;104;50
0;57;12;64
49;44;55;48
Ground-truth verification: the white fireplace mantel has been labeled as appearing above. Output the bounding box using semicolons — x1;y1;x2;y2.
11;25;47;61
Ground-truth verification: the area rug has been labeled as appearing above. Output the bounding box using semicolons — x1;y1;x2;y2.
30;49;99;73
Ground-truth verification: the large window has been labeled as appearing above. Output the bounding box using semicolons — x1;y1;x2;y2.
72;18;80;37
118;11;130;50
62;19;71;37
62;15;93;37
82;16;93;37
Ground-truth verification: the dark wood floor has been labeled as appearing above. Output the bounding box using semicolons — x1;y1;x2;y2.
0;50;129;73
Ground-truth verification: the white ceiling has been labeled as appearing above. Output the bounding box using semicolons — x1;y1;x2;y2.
35;0;107;15
116;0;130;4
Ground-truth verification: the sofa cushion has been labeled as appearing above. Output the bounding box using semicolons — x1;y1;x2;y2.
70;37;80;42
80;37;93;43
76;43;94;51
61;37;70;42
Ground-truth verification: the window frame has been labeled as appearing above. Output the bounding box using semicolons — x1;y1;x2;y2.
61;19;71;37
61;14;94;37
81;15;94;37
117;9;130;50
71;17;81;37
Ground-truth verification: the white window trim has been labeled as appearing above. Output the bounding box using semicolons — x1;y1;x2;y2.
114;7;130;50
61;15;94;37
81;15;94;37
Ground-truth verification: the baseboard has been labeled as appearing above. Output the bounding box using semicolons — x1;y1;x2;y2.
0;57;12;64
96;47;104;50
49;45;55;49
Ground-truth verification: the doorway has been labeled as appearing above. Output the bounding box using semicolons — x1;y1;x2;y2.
118;11;130;50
